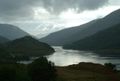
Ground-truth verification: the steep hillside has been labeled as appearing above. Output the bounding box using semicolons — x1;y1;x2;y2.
63;23;120;57
40;9;120;46
40;20;98;46
0;24;29;40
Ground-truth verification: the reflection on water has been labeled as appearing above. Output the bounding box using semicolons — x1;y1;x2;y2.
19;46;120;69
47;46;120;69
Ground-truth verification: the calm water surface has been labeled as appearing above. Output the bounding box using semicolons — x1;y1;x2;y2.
20;46;120;69
47;46;120;69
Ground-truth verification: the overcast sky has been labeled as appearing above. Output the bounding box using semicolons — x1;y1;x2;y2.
0;0;120;37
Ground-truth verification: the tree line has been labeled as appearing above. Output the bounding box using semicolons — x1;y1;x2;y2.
0;57;57;81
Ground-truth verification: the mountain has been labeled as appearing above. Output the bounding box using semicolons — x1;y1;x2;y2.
40;9;120;46
6;36;55;57
0;36;9;43
63;23;120;57
39;20;97;46
0;24;29;40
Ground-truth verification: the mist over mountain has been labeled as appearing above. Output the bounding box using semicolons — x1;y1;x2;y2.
39;20;97;45
0;24;55;59
39;9;120;46
0;24;29;40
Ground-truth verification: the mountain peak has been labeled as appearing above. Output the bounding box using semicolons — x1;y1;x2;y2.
40;8;120;46
0;24;29;40
7;36;55;57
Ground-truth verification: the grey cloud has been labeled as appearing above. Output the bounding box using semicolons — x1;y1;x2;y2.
40;0;109;13
0;0;108;20
0;0;34;20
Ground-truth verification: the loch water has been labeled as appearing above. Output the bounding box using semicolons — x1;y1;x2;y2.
47;46;120;69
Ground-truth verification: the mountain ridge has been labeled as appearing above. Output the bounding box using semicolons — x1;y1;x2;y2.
39;9;120;46
39;19;98;45
0;24;29;40
6;36;55;57
63;23;120;57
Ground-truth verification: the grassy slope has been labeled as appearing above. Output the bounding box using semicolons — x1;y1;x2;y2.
56;63;120;81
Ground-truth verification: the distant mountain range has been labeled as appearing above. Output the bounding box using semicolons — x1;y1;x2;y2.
39;20;98;46
0;24;29;41
40;9;120;46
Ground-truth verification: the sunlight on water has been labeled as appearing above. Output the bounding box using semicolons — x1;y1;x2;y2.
47;47;120;69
